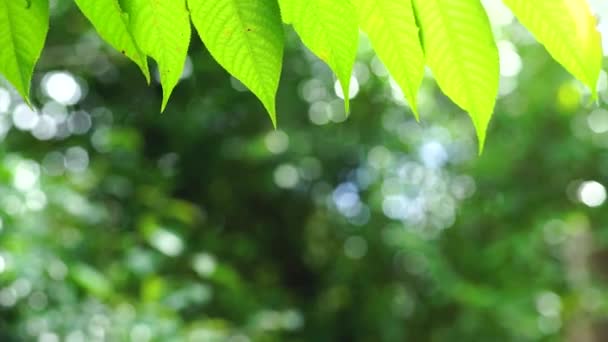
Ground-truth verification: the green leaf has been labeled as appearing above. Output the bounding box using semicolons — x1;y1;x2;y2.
413;0;499;152
353;0;424;119
503;0;603;97
188;0;284;126
280;0;359;113
0;0;49;103
278;0;294;24
74;0;150;83
121;0;191;111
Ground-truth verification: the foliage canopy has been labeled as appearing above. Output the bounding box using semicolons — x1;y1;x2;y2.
0;0;604;150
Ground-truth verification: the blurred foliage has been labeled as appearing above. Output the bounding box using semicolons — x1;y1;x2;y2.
0;1;607;341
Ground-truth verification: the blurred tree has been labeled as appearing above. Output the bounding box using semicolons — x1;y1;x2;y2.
0;1;606;342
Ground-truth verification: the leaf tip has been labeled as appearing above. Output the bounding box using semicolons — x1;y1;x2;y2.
160;85;176;113
16;86;33;109
270;112;277;129
136;57;151;84
477;137;485;156
411;104;420;122
340;80;351;116
468;109;491;156
23;96;33;109
344;97;350;117
263;101;278;128
474;119;488;156
143;69;151;85
589;84;598;102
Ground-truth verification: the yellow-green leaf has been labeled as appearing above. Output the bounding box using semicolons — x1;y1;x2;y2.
121;0;191;111
413;0;499;152
280;0;359;113
353;0;424;119
279;0;294;23
503;0;603;97
74;0;150;82
0;0;48;103
189;0;284;126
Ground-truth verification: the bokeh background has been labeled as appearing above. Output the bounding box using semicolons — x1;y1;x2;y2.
1;0;608;341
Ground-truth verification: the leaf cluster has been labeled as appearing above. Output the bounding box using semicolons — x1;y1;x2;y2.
0;0;603;150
